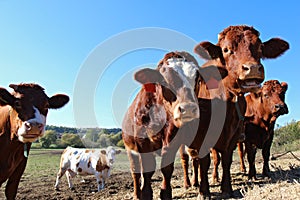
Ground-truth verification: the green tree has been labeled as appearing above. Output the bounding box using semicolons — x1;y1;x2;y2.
40;130;57;148
60;133;84;148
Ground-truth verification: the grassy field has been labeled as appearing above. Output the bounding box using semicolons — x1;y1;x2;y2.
1;148;300;199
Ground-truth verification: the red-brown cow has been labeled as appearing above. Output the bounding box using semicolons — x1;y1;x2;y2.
0;83;69;200
122;52;227;200
238;80;288;180
180;25;289;198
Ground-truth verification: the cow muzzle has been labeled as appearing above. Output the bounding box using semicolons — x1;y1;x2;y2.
174;102;199;126
18;121;45;143
238;63;265;92
274;103;289;116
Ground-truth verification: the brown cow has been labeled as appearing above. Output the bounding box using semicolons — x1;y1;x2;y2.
180;25;289;198
0;83;69;200
212;80;288;182
122;51;227;200
239;80;288;180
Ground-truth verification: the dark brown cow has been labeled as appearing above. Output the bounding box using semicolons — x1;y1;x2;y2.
238;80;288;179
122;52;227;200
180;25;289;198
0;83;69;200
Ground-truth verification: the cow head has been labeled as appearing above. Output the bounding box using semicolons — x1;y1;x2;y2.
257;80;288;117
134;52;227;128
194;25;289;93
100;146;121;167
0;83;69;143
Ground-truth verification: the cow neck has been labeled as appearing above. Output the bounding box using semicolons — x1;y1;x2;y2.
7;106;30;158
228;89;245;122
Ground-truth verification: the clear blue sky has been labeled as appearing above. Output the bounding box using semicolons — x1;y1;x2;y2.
0;1;299;128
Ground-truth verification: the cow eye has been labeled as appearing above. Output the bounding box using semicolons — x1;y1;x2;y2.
263;94;269;98
223;47;233;54
14;100;22;109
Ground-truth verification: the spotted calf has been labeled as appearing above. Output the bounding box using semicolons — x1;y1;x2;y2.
55;146;121;192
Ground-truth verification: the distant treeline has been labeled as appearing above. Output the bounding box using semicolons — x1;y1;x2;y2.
32;126;123;149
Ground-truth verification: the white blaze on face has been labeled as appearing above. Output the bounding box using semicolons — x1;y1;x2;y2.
17;106;47;143
166;57;199;101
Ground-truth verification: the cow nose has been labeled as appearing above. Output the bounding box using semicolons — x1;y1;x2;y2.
242;63;264;74
275;104;289;114
25;122;44;132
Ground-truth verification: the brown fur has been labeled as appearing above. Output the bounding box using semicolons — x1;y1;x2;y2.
181;25;289;198
0;83;69;199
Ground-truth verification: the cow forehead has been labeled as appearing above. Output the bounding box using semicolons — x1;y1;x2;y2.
166;57;199;88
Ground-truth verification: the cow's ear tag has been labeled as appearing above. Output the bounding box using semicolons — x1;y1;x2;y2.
24;143;28;158
144;83;156;93
206;77;219;90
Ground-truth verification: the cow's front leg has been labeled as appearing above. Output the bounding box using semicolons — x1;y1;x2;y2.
127;150;141;199
245;142;257;180
140;153;156;200
220;150;234;198
55;167;68;190
160;162;174;200
65;170;76;190
95;174;104;191
179;145;191;189
262;134;274;178
5;159;27;200
198;153;211;200
211;148;221;183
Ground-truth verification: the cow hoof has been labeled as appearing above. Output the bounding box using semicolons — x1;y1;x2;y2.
197;194;211;200
160;189;172;200
220;192;232;199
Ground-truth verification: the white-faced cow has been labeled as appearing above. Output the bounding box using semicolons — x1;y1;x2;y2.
55;146;121;192
122;51;228;200
0;83;69;200
180;25;289;198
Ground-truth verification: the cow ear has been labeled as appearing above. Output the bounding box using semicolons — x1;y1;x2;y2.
0;88;15;106
281;82;288;92
262;38;289;58
116;150;121;154
49;94;69;109
101;150;106;155
194;41;223;60
134;68;165;85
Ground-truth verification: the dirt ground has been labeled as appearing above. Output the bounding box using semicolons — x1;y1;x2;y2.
3;150;300;200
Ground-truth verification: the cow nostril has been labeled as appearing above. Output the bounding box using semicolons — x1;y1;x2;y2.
141;115;150;124
25;122;31;131
242;65;250;71
179;106;186;114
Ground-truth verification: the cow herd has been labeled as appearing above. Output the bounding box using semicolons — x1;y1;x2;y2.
0;25;289;200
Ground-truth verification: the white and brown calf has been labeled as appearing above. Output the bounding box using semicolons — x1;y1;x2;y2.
55;146;121;192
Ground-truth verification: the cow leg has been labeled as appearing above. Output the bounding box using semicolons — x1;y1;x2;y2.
211;148;221;183
179;145;191;189
160;162;174;200
66;170;76;190
127;151;141;200
55;167;68;190
191;157;200;187
220;150;234;198
95;174;104;191
5;158;27;200
245;142;257;180
198;154;211;199
140;154;156;200
237;142;246;173
160;146;178;200
262;134;274;178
